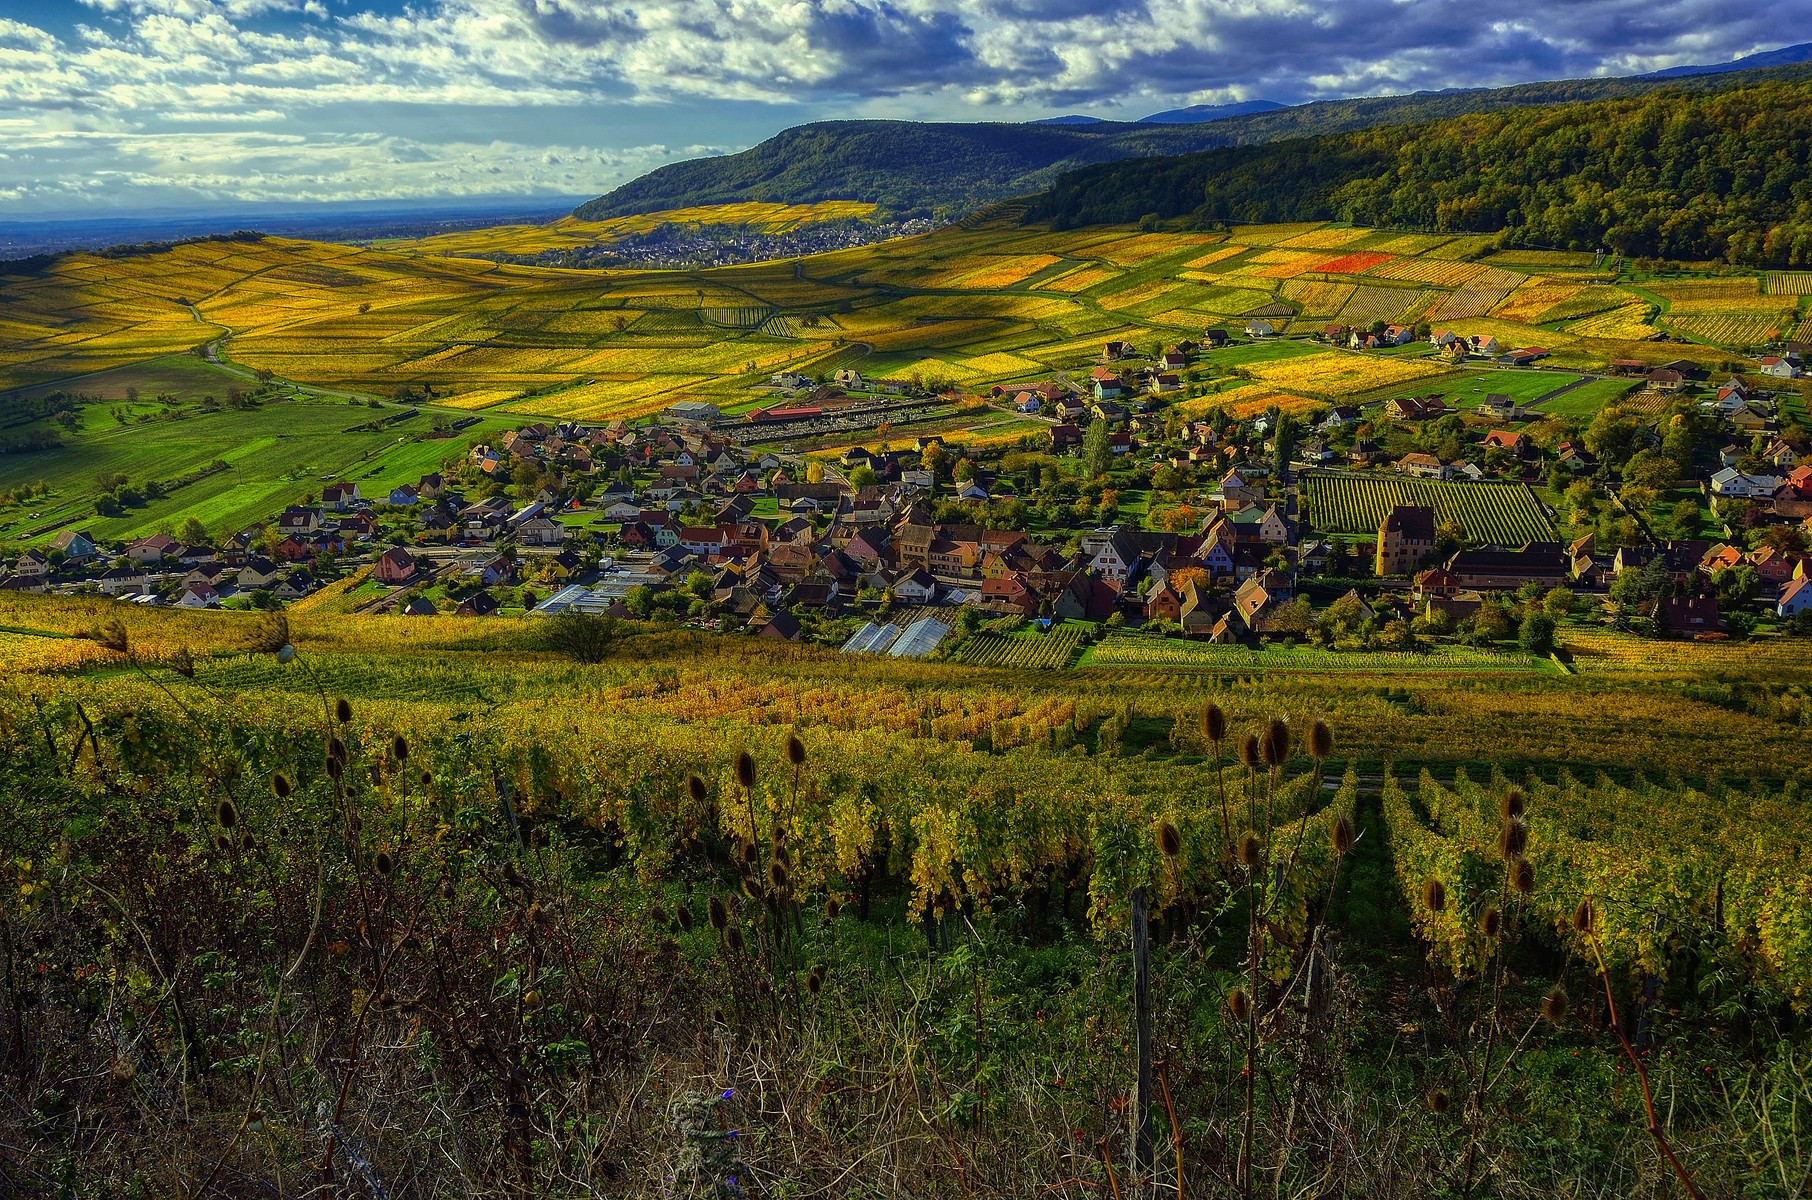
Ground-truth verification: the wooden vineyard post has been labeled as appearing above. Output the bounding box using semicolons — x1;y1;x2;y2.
1131;886;1155;1193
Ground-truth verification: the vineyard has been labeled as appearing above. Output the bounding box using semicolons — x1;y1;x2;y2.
1302;469;1558;543
1082;636;1550;674
958;625;1088;670
1384;767;1812;1008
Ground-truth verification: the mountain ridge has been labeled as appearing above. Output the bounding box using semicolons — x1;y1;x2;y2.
575;52;1812;225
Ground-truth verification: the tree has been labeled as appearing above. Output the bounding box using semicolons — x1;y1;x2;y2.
1083;420;1112;478
1712;563;1760;607
541;611;619;663
178;517;209;547
1272;412;1298;479
1543;587;1576;618
1519;611;1557;655
805;461;825;484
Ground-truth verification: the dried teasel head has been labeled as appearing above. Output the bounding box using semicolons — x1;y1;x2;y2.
806;970;823;996
327;736;347;765
335;698;352;724
724;925;744;952
438;877;455;901
88;620;129;654
1501;789;1525;820
325;757;344;784
272;773;291;799
373;850;394;877
1309;720;1333;761
1260;718;1289;767
1498;819;1528;860
1542;984;1569;1025
1238;831;1263;870
1572;897;1595;936
687;774;708;805
1421;879;1447;913
1330;813;1356;856
1158;820;1182;859
1478;905;1502;939
768;861;790;892
1240;734;1261;769
707;895;728;930
169;647;196;678
736;751;756;790
675;902;693;931
216;799;239;830
213;833;232;853
825;897;841;921
1427;1088;1452;1115
250;613;291;655
1202;703;1227;744
1226;987;1251;1023
392;735;408;763
1510;858;1535;897
741;840;759;866
420;770;433;789
786;734;807;767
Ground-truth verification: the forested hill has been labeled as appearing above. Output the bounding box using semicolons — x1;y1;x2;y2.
576;61;1812;223
1025;79;1812;265
573;121;1249;221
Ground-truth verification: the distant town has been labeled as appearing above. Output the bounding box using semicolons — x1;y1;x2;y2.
4;323;1809;660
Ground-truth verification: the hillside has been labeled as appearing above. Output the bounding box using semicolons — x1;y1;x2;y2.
576;61;1812;222
572;120;1254;222
1028;78;1812;264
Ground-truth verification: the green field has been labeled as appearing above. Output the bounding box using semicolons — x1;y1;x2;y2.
0;397;513;545
1361;367;1580;409
1302;469;1558;543
1537;376;1639;416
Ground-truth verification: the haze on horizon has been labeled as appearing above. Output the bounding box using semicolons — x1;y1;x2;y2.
0;0;1794;217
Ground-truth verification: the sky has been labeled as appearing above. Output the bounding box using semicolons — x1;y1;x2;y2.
0;0;1795;216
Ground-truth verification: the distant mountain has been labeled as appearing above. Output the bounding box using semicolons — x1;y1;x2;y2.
576;55;1812;224
1642;41;1812;78
1031;115;1109;125
1139;99;1289;124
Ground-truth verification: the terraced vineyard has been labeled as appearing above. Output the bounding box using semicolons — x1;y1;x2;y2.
1302;469;1557;544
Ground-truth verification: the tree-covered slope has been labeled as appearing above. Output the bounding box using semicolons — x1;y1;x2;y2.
576;63;1812;224
574;120;1256;221
1027;79;1812;264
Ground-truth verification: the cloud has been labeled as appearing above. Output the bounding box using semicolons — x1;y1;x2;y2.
1;0;1803;212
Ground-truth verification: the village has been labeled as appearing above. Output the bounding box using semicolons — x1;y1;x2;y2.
3;322;1810;661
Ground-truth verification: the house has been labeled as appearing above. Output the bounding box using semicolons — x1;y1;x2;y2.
1480;429;1529;454
1759;356;1798;379
127;534;181;565
1087;527;1142;584
756;611;803;642
518;517;564;547
457;591;500;617
1500;347;1550;366
1397;452;1449;480
401;595;439;617
1149;373;1182;395
1470;335;1504;357
1245;319;1276;338
375;546;419;585
1477;395;1522;421
321;483;359;511
14;549;50;578
980;573;1037;615
1658;595;1720;637
890;568;940;604
1145;583;1183;623
177;582;221;609
1104;340;1135;360
1779;576;1812;619
1429;329;1459;348
1444;543;1566;590
1376;505;1437;576
1710;467;1783;499
1089;368;1124;399
271;572;313;603
50;530;100;563
237;558;283;588
1232;569;1294;634
278;507;322;536
1647;368;1685;392
1385;396;1446;422
1382;325;1415;346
